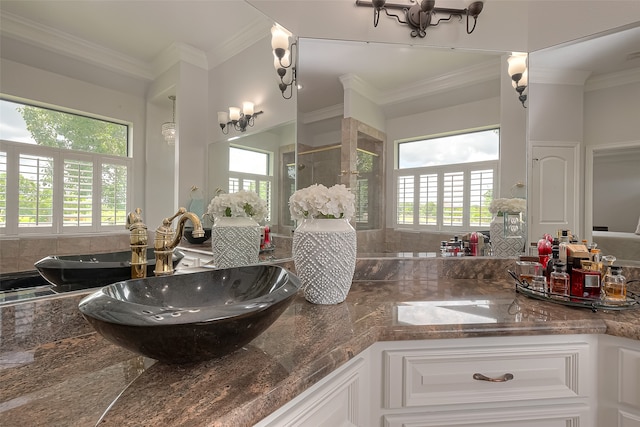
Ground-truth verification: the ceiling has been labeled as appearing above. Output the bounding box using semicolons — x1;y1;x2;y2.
1;1;639;116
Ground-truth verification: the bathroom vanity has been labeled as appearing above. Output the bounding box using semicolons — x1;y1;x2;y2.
1;256;639;427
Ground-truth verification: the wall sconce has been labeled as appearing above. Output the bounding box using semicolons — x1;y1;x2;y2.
271;24;297;99
507;52;528;108
217;102;263;134
355;0;484;38
162;95;176;145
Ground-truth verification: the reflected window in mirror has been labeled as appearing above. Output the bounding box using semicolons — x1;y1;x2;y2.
229;146;273;222
0;98;131;235
395;127;499;231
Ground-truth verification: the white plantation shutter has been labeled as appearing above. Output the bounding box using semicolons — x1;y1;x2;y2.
418;173;438;225
63;158;93;227
397;175;414;225
442;171;464;226
19;153;54;228
394;162;497;230
101;162;128;226
469;169;494;227
228;176;272;222
228;177;240;193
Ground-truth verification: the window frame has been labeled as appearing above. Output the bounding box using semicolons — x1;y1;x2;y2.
393;127;500;232
228;144;274;223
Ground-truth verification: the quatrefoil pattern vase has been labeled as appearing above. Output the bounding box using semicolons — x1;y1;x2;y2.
292;218;357;304
211;216;260;268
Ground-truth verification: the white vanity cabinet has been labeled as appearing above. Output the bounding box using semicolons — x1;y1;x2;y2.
597;334;640;427
255;335;598;427
369;335;596;427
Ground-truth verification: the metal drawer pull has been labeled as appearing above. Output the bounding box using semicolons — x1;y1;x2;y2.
473;373;514;382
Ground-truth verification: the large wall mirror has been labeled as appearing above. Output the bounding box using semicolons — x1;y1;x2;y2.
529;23;640;263
295;37;510;253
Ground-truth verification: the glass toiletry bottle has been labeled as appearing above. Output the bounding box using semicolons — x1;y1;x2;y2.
602;266;626;301
549;262;570;300
545;239;560;281
558;230;570;263
571;262;602;301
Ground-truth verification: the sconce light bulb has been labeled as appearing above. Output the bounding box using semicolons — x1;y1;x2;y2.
242;102;254;117
229;107;241;122
271;24;291;51
507;53;528;77
217;111;229;125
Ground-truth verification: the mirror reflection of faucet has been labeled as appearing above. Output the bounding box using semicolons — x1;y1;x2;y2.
126;208;148;279
154;207;204;276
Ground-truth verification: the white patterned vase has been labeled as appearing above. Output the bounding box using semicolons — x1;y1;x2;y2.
211;216;260;269
490;213;525;258
292;218;357;305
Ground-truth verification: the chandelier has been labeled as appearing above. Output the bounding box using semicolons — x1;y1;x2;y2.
355;0;484;38
161;95;176;145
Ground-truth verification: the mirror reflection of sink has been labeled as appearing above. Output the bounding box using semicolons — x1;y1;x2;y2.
34;248;184;292
78;265;301;364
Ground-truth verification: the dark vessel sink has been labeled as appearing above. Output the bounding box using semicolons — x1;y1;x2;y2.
78;265;301;364
35;248;184;292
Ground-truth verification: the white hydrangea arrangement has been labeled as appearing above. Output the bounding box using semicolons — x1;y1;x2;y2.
289;184;355;220
206;190;268;223
489;197;527;215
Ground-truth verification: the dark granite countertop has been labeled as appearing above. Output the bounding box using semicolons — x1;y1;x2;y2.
1;257;639;427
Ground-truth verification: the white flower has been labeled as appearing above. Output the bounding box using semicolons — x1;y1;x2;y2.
206;190;268;223
289;184;356;220
488;197;526;215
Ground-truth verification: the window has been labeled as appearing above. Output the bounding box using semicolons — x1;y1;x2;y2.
228;146;272;222
0;98;131;235
394;128;499;230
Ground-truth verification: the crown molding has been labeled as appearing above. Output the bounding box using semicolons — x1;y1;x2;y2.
207;18;272;69
530;67;591;86
380;58;501;106
339;73;380;103
585;67;640;92
301;104;344;124
0;11;155;81
152;43;209;77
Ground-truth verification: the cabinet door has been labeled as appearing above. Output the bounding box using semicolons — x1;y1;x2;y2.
254;355;369;427
529;143;580;242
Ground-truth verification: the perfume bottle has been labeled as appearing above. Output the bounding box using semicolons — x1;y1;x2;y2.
602;266;626;301
549;262;570;300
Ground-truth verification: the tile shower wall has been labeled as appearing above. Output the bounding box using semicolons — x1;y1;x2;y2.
0;233;131;273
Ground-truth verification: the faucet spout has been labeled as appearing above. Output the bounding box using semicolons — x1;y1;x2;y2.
154;207;204;276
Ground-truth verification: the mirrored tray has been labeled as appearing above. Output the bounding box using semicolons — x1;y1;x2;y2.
509;270;640;312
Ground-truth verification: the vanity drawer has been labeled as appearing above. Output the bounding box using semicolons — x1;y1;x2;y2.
382;337;592;409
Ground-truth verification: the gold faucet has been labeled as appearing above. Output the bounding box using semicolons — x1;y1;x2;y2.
154;207;204;276
126;208;148;279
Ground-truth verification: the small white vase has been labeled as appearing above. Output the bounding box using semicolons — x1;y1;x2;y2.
490;213;525;258
292;218;357;304
211;216;260;269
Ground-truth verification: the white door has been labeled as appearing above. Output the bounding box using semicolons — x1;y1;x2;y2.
529;143;580;243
